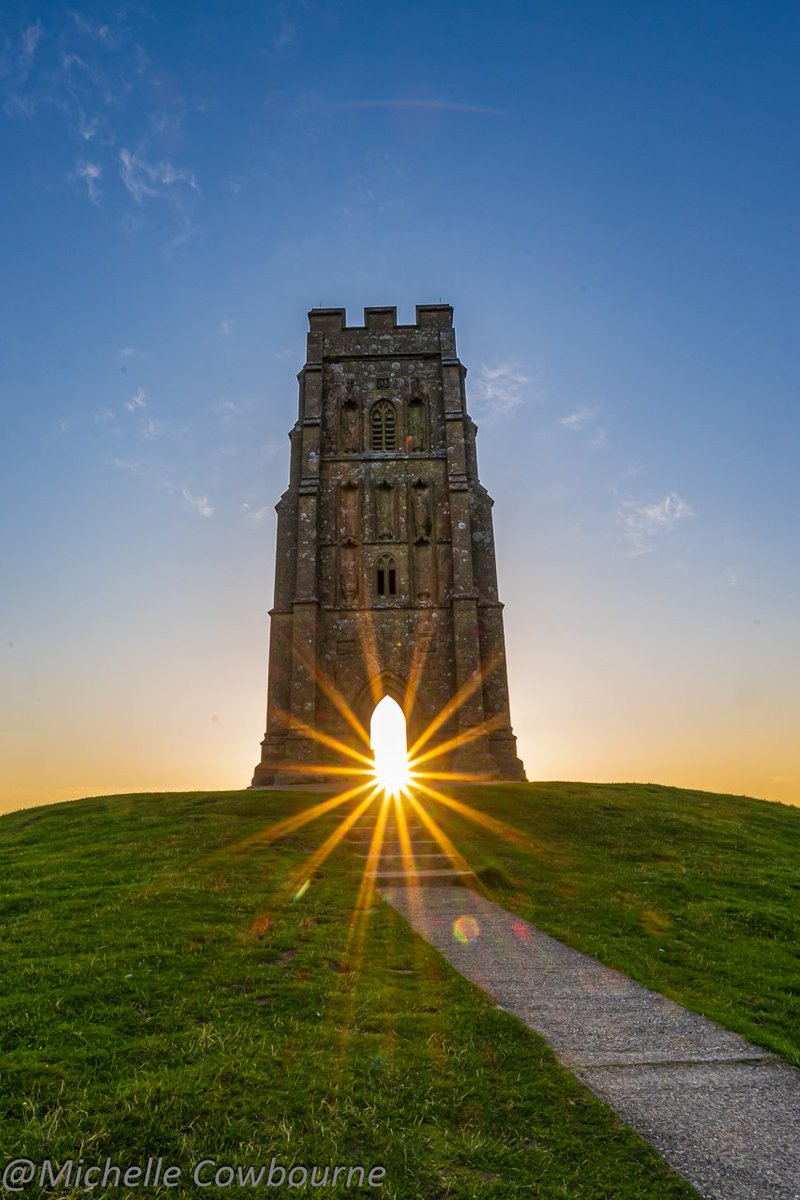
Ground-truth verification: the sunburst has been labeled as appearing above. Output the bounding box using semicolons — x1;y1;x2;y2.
246;655;528;898
239;610;536;1042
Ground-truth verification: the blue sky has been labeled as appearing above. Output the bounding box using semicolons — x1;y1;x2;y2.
2;0;799;810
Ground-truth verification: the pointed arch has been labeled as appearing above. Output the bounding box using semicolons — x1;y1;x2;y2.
371;400;397;451
352;670;434;754
354;671;408;732
375;553;398;597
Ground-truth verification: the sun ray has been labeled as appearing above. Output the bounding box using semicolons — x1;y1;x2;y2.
273;707;376;769
391;792;431;930
408;711;507;771
412;779;548;858
267;624;371;749
240;651;539;1090
328;794;392;1089
404;789;481;886
407;769;485;782
275;625;373;749
223;779;378;864
392;792;417;882
349;793;391;932
406;651;503;759
270;764;375;778
281;784;383;903
402;608;435;719
355;608;384;708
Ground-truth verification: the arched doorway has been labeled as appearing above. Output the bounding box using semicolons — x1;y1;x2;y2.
369;696;409;798
353;671;431;754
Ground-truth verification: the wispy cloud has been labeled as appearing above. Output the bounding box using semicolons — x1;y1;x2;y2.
469;364;534;423
142;416;161;439
119;346;136;358
559;405;609;447
68;12;119;48
109;456;146;478
334;99;508;117
215;397;244;417
73;159;101;203
118;148;197;204
560;407;593;430
219;319;233;336
3;12;202;239
77;111;101;141
182;488;214;518
20;22;43;81
273;18;296;51
2;21;44;112
61;52;88;72
242;502;271;523
618;491;695;556
118;148;199;245
125;388;147;411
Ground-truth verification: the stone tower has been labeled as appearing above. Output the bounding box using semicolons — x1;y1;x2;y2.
251;304;526;786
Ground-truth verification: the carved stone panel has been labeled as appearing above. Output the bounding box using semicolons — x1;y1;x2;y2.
414;541;433;605
411;480;432;542
340;394;359;453
339;544;358;605
408;397;427;452
335;636;357;683
339;481;359;544
375;479;396;540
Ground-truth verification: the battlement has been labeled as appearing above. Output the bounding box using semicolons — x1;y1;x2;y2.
308;304;454;333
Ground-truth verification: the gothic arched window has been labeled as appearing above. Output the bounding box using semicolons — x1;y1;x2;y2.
371;400;396;451
375;554;398;597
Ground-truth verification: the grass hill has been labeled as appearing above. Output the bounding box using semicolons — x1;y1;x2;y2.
1;782;798;1199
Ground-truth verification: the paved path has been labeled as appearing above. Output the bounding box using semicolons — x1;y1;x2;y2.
384;886;800;1200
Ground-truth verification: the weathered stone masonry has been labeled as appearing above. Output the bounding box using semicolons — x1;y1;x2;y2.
251;304;526;785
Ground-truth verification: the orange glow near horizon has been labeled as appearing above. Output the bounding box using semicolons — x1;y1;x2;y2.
5;556;798;814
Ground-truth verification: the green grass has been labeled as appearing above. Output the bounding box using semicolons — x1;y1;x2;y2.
437;781;800;1067
2;782;796;1198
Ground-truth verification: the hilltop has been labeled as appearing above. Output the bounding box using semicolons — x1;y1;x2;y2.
1;782;797;1198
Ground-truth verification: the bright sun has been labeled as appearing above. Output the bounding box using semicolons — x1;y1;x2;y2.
370;696;411;799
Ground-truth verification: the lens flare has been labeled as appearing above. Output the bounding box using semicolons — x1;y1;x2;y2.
292;879;311;902
370;696;411;799
452;915;480;944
